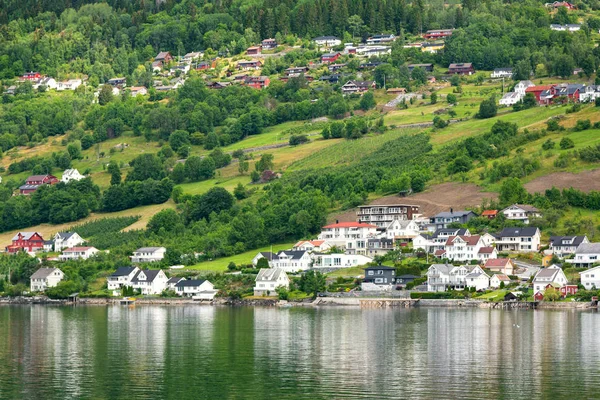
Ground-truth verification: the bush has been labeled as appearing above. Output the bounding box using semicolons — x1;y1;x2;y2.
410;292;454;299
447;93;457;105
560;137;575;149
289;134;309;146
574;119;591;132
595;97;600;107
432;116;448;129
546;119;563;132
541;139;555;150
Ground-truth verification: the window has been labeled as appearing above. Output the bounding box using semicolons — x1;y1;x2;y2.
368;271;374;276
375;278;383;283
377;270;383;275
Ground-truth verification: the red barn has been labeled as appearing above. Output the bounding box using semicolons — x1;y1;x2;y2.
247;46;262;55
244;76;270;89
6;232;45;253
525;85;556;104
19;174;59;195
481;210;498;219
423;29;454;39
560;285;578;297
22;72;41;81
321;52;341;63
534;291;544;301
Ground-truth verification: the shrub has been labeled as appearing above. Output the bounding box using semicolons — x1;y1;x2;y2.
541;139;555;150
289;134;309;146
546;119;562;132
560;137;575;149
574;119;591;132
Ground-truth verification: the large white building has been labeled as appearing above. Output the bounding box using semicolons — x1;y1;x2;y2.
317;222;378;248
61;169;85;183
413;228;471;253
53;232;85;252
580;266;600;290
130;269;169;295
382;219;421;241
464;265;490;291
107;266;140;295
427;264;469;292
270;250;313;272
440;235;497;262
131;247;166;263
254;268;290;296
502;204;541;224
495;227;541;253
356;204;420;228
568;243;600;267
30;268;64;292
532;265;568;295
58;246;99;260
175;279;217;299
312;253;372;268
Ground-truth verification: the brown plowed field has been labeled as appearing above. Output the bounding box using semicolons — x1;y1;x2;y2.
524;169;600;193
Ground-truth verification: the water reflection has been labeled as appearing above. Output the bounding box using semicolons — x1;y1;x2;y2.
0;306;599;399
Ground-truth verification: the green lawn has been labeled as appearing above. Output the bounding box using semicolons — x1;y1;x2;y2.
187;242;296;272
475;289;508;301
326;266;365;278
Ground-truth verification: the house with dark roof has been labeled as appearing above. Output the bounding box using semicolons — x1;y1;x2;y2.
408;63;434;72
366;34;396;44
285;66;309;77
341;80;376;95
155;51;173;63
448;63;475;75
532;265;567;295
107;266;140;294
423;29;454;39
20;174;59;195
131;247;166;263
53;232;84;252
30;268;64;292
130;269;169;295
252;252;279;266
413;228;471;253
549;236;588;257
321;52;341;63
261;38;277;49
319;74;341;84
362;265;396;290
502;204;541;224
495;227;541;252
167;277;185;290
237;60;262;70
244;76;270;89
555;83;585;102
431;210;477;229
175;279;217;299
491;68;513;78
270;250;312;272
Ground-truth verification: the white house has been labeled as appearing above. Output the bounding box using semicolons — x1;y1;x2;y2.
568;243;600;267
443;235;494;262
355;45;391;57
175;279;217;299
426;263;471;292
514;80;535;95
549;236;588;257
499;91;522;106
313;36;342;47
484;258;515;275
292;240;332;252
252;252;278;266
57;79;82;91
490;274;512;289
61;169;85;183
366;34;396;44
253;268;290;296
58;246;99;260
532;265;568;294
491;68;513;78
477;246;498;262
495;227;541;253
317;222;378;248
129;86;148;96
382;219;421;240
53;232;85;252
130;269;169;295
269;250;313;272
107;266;140;295
413;228;471;254
579;266;600;290
580;85;600;103
30;268;64;292
502;204;541;224
464;265;490;291
312;253;372;268
35;77;57;90
182;51;204;64
167;277;184;290
132;247;166;263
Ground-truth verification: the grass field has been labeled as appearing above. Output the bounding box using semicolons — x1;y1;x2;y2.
326;266;366;278
188;242;296;272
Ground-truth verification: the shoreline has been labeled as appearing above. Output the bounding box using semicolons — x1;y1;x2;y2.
0;296;595;310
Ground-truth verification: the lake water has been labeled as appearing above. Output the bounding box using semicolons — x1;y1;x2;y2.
0;305;598;399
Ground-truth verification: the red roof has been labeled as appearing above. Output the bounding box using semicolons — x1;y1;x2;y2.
434;249;446;256
481;210;498;216
478;246;495;254
526;85;553;92
63;247;94;252
322;222;377;229
445;235;481;246
485;258;512;267
494;274;511;281
294;240;326;247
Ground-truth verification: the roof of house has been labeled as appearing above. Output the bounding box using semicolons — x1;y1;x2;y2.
526;85;554;92
397;274;420;279
11;232;42;241
518;80;535;87
131;269;163;283
481;210;498;216
175;279;206;287
448;63;473;69
134;247;165;253
494;67;513;72
322;222;377;229
31;268;61;280
258;251;279;261
466;269;489;279
342;80;375;88
56;232;78;240
434;249;447;256
549;236;587;247
504;204;540;212
431;228;469;238
19;184;39;190
314;36;340;40
433;210;476;219
167;277;184;284
445;235;481;246
493;274;511;281
534;266;562;281
256;268;287;281
478;247;495;254
294;240;326;247
485;258;512;267
27;174;55;181
110;266;138;277
63;247;95;252
156;51;171;59
498;227;539;237
276;250;308;260
365;265;396;271
430;263;453;274
575;243;600;254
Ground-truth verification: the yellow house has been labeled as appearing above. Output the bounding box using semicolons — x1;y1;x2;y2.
421;42;445;53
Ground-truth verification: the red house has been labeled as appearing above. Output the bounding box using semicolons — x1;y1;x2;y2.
244;76;270;89
19;174;59;195
448;63;475;75
525;85;556;104
321;52;341;63
560;285;578;297
22;72;41;81
534;291;544;301
423;29;454;39
247;46;262;55
481;210;498;219
6;232;45;253
155;51;173;63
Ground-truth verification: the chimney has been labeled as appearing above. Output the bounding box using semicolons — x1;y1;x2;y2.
450;208;453;214
336;219;339;224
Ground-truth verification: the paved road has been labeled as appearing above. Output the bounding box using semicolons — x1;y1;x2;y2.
514;260;541;279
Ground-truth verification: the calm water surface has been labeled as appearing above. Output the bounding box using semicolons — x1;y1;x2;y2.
0;305;599;399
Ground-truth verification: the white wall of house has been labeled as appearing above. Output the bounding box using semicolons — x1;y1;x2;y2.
54;232;85;252
30;269;64;292
270;253;312;272
176;281;217;299
58;247;98;260
107;267;140;293
313;254;372;268
132;248;166;262
580;266;600;290
132;270;168;295
532;267;568;294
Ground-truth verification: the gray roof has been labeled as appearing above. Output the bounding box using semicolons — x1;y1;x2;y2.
504;204;539;212
135;247;165;253
259;252;279;261
131;270;162;283
575;243;600;254
256;268;287;282
110;267;137;277
534;267;561;280
432;228;469;238
11;232;42;241
550;236;587;247
365;265;396;271
430;264;453;275
277;250;308;260
56;232;77;240
167;277;184;284
498;227;539;237
433;210;476;219
31;268;61;280
175;279;206;287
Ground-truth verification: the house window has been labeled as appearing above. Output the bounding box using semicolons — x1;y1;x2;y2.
375;278;383;283
368;271;374;276
377;270;383;275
